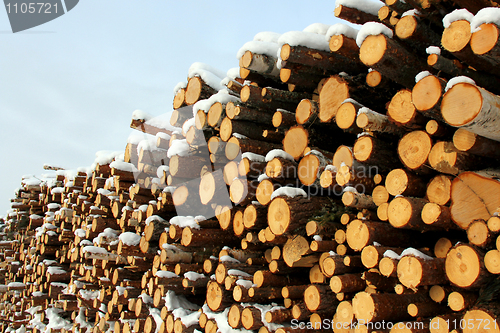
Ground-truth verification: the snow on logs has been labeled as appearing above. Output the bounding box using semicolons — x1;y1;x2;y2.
5;2;500;333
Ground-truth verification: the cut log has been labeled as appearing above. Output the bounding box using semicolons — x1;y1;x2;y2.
441;20;500;76
206;281;231;312
397;130;433;174
450;172;500;230
427;53;500;95
471;22;500;67
467;219;496;248
225;135;280;161
445;243;493;289
448;290;478;311
361;245;402;269
220;118;277;143
266;157;298;180
185;76;218;106
272;109;296;129
356;108;406;136
281;43;358;74
342;191;377;210
297;151;329;187
387;89;427;130
225;103;274;125
318;74;389;123
295;99;319;126
353;135;400;173
397;255;447;289
421;203;457;230
385;168;427;197
412;74;446;121
304;284;338;312
462;306;500;333
433;140;491;175
240;50;279;77
336;163;376;194
329;33;359;62
388;196;435;230
426;174;452;206
395;14;441;52
335;100;363;132
360;34;428;88
346;219;417;251
352;291;429;323
453;128;500;159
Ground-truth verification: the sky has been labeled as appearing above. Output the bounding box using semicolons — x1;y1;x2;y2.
0;0;347;215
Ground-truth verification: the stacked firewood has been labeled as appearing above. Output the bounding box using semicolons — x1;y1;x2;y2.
3;0;500;332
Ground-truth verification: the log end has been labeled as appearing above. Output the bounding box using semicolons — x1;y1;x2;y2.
359;34;387;67
282;126;308;160
441;83;482;127
441;20;472;53
412;75;443;112
470;23;499;55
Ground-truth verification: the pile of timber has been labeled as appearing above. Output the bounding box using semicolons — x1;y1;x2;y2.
4;0;500;332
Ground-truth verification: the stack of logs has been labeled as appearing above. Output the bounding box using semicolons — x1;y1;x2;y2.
3;0;500;332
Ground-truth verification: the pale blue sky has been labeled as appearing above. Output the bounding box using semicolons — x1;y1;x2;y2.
0;1;345;215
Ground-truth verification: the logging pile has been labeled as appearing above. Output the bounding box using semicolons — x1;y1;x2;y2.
4;0;500;332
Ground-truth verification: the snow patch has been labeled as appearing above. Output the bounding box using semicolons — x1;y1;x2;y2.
167;139;191;158
426;46;441;55
254;31;281;43
237;41;279;60
241;152;265;162
415;71;432;83
471;7;500;32
356;22;393;47
119;232;141;246
265;149;294;162
443;8;473;28
326;23;359;40
278;31;330;52
445;76;475;92
270;187;307;200
303;23;332;35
